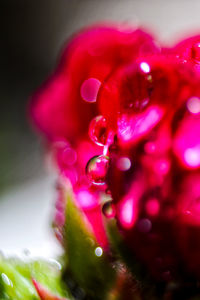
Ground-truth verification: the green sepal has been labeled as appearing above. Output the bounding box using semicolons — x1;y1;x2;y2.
0;256;70;300
63;192;116;299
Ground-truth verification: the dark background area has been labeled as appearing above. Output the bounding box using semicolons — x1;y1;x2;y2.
0;0;77;192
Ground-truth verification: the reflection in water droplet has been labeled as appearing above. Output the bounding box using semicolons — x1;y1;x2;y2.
102;201;116;218
86;155;109;185
89;115;109;146
80;78;101;103
95;247;103;257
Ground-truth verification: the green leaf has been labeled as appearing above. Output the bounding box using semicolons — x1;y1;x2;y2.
0;257;37;299
0;256;71;300
63;192;116;300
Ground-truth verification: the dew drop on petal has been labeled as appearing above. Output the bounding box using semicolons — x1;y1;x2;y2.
89;115;109;146
102;201;116;218
1;273;13;287
95;247;103;257
80;78;101;103
86;155;109;185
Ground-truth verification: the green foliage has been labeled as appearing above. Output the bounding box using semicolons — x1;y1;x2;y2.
0;256;70;299
63;193;116;300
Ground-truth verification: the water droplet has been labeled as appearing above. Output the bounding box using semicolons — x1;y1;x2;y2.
102;201;116;218
94;247;103;257
80;78;101;103
187;97;200;114
86;155;109;185
1;273;13;287
137;218;152;233
191;42;200;62
117;157;131;171
48;258;62;270
89;115;109;146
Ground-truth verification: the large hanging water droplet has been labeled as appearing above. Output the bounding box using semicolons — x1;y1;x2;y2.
102;200;116;218
120;62;153;113
89;115;109;146
191;42;200;63
86;155;109;185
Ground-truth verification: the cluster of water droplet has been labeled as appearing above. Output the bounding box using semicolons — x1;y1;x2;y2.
77;36;200;282
84;112;114;216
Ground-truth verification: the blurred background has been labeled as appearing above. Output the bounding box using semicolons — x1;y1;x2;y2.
1;0;200;257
